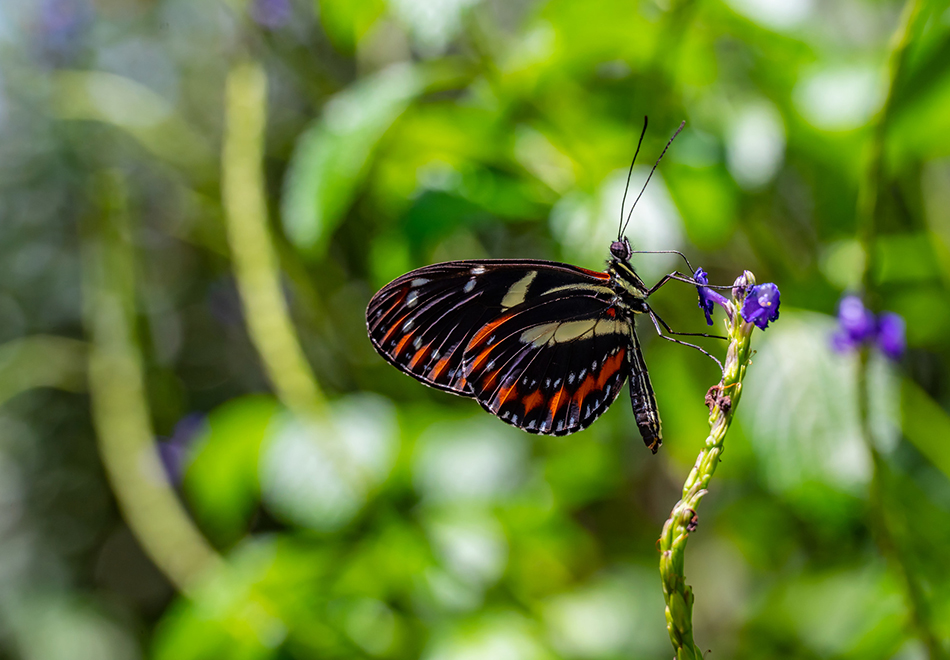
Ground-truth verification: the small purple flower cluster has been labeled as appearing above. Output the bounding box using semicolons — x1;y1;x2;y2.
35;0;93;65
251;0;292;29
831;295;905;360
157;413;207;484
694;268;781;330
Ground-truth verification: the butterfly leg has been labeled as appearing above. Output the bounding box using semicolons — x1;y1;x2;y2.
647;271;734;295
651;310;727;341
648;311;724;374
629;249;695;273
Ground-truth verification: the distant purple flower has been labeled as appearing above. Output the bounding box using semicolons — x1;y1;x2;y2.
876;312;905;361
35;0;93;64
251;0;292;28
830;295;905;361
694;268;729;326
740;283;781;330
831;295;876;352
157;413;206;484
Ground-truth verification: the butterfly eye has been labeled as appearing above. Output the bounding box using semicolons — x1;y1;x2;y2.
610;240;631;260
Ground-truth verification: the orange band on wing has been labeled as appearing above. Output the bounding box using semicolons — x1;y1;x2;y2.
481;370;499;392
497;381;518;407
470;345;496;373
598;349;625;388
382;309;413;345
430;354;452;380
523;389;545;413
394;332;415;358
409;342;432;369
549;383;570;416
573;348;626;408
468;314;511;350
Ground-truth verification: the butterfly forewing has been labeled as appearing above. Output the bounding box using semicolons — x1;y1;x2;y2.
367;260;633;435
368;267;488;393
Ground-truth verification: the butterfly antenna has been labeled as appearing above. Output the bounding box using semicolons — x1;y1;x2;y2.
619;116;649;241
620;120;685;238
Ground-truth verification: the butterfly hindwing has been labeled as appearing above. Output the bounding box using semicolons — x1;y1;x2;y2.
462;292;631;435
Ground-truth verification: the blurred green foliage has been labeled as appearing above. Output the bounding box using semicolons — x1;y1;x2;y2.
1;0;950;658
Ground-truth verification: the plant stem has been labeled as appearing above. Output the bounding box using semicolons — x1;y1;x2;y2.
857;0;924;297
854;0;946;656
858;353;946;659
222;61;327;418
0;335;87;406
659;278;756;659
81;172;224;595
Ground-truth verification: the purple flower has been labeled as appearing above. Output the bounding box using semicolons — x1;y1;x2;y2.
831;295;876;352
830;295;905;361
740;283;781;330
876;312;905;361
157;414;206;484
35;0;93;65
251;0;292;28
694;268;729;326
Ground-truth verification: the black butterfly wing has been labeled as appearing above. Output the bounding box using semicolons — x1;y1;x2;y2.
367;260;635;436
462;292;632;435
366;260;614;394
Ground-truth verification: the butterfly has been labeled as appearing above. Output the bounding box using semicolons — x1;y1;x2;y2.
365;120;716;453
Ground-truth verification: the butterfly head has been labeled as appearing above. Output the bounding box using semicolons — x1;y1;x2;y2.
609;237;632;262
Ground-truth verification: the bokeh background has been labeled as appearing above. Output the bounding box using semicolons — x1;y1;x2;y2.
1;0;950;658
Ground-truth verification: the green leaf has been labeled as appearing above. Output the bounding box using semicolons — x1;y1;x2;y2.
50;71;214;176
738;311;901;517
281;64;425;256
762;565;906;658
665;164;739;250
900;378;950;480
183;396;281;545
152;537;341;660
315;0;385;52
259;394;398;532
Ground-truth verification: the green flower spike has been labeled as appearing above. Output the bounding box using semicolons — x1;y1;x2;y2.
659;270;778;659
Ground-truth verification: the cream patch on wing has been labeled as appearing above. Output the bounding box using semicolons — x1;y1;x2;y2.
501;271;538;309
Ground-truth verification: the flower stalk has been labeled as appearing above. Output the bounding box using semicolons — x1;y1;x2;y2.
222;60;327;418
82;171;224;595
852;0;947;656
659;271;765;659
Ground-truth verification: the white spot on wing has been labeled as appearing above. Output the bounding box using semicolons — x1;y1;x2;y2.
463;279;476;293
